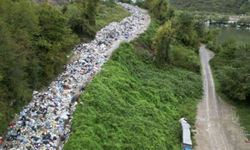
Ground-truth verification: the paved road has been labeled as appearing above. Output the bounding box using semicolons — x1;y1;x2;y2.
194;46;249;150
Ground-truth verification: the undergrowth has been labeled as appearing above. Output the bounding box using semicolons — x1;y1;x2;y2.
64;41;202;149
212;70;250;140
95;2;131;32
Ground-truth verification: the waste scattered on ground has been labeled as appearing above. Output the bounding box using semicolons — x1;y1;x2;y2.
0;3;148;150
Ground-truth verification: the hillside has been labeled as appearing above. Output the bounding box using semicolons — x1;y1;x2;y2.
169;0;250;14
63;14;203;148
34;0;71;5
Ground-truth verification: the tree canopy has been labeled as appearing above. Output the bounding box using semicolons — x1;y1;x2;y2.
210;37;250;101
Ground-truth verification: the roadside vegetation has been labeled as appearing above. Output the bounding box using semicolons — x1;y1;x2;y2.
174;0;250;142
64;0;205;149
209;37;250;139
0;0;130;135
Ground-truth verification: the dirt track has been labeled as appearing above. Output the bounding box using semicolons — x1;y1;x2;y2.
194;46;249;150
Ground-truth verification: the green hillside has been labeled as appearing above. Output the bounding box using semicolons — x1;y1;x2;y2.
64;17;203;149
169;0;250;14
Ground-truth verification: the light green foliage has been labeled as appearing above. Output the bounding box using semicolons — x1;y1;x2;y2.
170;44;200;73
152;21;176;64
64;42;202;149
95;2;131;31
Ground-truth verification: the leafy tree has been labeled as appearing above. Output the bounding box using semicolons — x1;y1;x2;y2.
193;21;205;38
152;21;176;64
35;2;78;82
176;13;200;50
146;0;169;21
73;0;100;36
210;36;250;101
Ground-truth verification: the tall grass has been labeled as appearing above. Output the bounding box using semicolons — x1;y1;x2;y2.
95;2;131;32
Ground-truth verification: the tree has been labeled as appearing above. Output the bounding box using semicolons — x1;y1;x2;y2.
73;0;100;36
152;21;176;64
146;0;169;21
35;2;78;83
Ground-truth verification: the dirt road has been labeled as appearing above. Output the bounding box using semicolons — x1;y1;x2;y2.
194;46;249;150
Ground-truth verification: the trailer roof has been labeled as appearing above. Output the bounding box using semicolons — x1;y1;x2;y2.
183;128;192;145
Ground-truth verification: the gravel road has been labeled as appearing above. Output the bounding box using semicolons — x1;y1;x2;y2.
194;46;249;150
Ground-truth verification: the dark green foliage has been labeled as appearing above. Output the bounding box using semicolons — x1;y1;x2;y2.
193;22;206;38
146;0;170;22
175;13;200;51
0;0;127;135
170;0;250;14
64;42;202;149
210;37;250;101
69;0;100;36
35;3;78;84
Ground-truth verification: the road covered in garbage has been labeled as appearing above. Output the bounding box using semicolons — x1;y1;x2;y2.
0;3;150;150
194;46;249;150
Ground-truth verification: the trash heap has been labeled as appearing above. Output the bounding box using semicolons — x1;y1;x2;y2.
0;3;147;150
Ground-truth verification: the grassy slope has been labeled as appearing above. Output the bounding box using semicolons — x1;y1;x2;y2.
64;20;203;149
95;3;131;32
0;2;131;136
212;70;250;140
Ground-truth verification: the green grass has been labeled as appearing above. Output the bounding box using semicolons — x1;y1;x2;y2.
211;68;250;140
80;2;131;43
64;19;203;149
95;3;131;32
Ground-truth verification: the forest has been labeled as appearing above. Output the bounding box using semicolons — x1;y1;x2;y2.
0;0;130;134
169;0;250;14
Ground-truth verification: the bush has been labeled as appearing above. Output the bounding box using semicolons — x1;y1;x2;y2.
170;44;200;73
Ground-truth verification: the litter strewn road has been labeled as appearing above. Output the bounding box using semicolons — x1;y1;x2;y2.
194;46;249;150
0;3;150;150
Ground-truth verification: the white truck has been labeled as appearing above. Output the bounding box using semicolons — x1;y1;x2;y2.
180;118;193;150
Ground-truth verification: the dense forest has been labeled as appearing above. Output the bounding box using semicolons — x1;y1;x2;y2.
63;0;214;149
0;0;131;134
169;0;250;14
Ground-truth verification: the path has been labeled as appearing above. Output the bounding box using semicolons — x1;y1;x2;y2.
194;46;249;150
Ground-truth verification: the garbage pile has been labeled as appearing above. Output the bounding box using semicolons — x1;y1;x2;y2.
0;3;147;150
